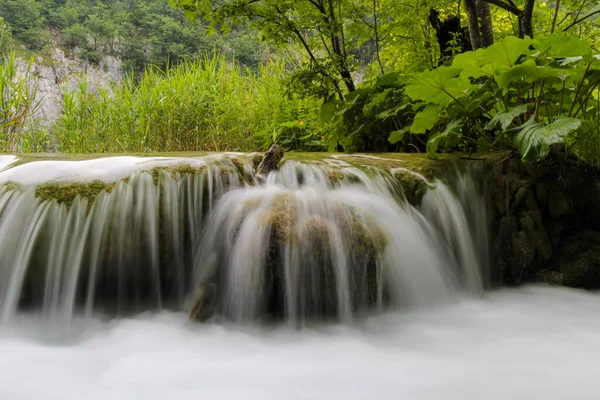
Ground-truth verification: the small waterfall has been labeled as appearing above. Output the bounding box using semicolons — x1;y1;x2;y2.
0;155;489;329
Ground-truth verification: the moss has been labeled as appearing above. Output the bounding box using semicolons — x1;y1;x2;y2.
392;170;429;205
0;182;20;192
251;153;265;169
229;157;246;175
339;209;388;255
261;193;298;242
150;164;207;184
300;217;331;242
35;180;116;209
327;170;345;185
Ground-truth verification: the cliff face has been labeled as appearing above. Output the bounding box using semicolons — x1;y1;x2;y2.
17;46;123;127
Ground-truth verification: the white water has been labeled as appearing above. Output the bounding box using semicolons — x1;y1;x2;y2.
2;154;590;399
1;286;598;400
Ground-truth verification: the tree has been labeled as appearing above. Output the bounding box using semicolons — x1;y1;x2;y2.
483;0;535;39
169;0;358;99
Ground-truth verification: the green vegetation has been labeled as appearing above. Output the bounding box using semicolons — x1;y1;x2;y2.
0;0;267;73
35;180;116;208
0;52;45;152
0;0;598;166
54;54;324;152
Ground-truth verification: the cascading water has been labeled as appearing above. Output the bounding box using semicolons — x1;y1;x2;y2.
0;154;487;329
3;154;600;400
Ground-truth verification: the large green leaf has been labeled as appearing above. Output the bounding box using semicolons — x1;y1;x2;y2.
486;104;530;131
480;36;533;68
535;34;593;59
388;129;405;144
496;60;563;89
320;102;337;123
507;116;582;162
426;119;462;158
405;67;466;106
410;104;439;134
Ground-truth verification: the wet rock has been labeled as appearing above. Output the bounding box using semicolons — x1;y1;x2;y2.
534;270;564;285
189;282;218;322
556;231;600;289
547;188;572;220
256;145;284;177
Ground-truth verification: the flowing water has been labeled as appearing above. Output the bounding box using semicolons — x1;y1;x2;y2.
0;153;597;399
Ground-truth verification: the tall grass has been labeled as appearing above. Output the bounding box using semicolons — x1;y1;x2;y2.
0;52;43;152
55;54;324;153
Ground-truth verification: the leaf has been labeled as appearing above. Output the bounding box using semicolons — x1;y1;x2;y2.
481;36;533;68
320;102;337;123
486;104;531;131
369;88;391;107
535;34;592;59
410;104;439;134
376;72;400;87
388;129;405;144
506;116;582;162
376;103;409;120
405;67;463;105
427;119;462;158
496;60;563;89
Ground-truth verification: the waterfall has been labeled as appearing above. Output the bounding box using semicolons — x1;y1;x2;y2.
0;154;489;328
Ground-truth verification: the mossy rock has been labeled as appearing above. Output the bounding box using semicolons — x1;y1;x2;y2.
150;164;207;185
261;193;299;242
534;270;564;285
556;231;600;289
327;169;345;186
35;181;116;209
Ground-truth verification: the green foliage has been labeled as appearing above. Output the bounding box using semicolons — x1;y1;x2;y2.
320;72;413;151
398;34;600;163
54;54;322;153
0;0;268;75
0;53;44;152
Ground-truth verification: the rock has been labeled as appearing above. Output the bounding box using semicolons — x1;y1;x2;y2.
534;270;564;285
189;282;218;322
256;145;284;177
547;188;572;220
556;231;600;289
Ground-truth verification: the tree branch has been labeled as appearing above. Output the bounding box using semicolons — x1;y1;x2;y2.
482;0;520;15
563;9;600;31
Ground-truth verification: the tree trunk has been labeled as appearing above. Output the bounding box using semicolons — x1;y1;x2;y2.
518;0;535;38
476;0;494;46
429;8;472;63
464;0;484;49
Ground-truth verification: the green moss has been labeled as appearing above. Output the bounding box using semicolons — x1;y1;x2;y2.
0;182;20;193
35;180;116;209
251;153;264;169
340;210;388;255
327;170;345;185
229;157;246;175
261;193;298;242
150;164;207;184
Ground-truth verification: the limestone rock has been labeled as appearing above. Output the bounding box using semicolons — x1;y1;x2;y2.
189;282;217;322
256;145;284;177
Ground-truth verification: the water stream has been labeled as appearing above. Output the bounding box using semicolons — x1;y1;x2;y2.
0;153;595;399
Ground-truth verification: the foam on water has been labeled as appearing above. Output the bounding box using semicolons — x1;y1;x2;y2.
1;286;598;400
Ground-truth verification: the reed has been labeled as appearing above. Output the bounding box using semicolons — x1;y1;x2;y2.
54;53;323;153
0;52;42;152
